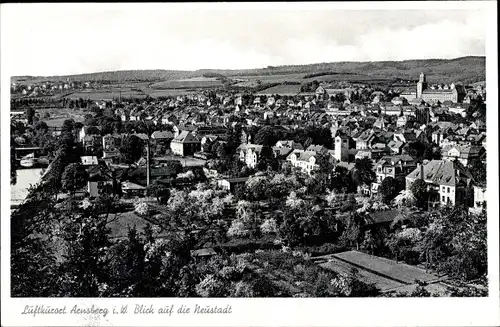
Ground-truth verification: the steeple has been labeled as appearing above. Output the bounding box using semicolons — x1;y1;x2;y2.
417;72;427;99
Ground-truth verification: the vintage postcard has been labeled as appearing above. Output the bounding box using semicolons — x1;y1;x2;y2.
1;1;498;326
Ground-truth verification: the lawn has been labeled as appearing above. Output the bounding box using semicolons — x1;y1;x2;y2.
41;108;86;127
333;250;442;284
319;257;404;292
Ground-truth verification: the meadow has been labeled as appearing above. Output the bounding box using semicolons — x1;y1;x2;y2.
150;77;224;89
255;84;302;95
65;89;147;100
38;108;87;127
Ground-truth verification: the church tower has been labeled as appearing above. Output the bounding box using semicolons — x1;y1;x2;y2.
417;72;427;99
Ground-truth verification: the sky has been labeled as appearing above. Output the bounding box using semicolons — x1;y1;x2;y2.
0;3;487;76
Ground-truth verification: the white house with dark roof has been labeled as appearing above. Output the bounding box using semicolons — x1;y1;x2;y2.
441;145;485;166
286;150;320;175
405;160;474;207
170;131;201;156
275;140;304;150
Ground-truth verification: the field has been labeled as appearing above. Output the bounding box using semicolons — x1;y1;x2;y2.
333;250;441;284
142;89;198;97
233;72;391;91
255;84;302;95
150;77;224;89
65;89;147;100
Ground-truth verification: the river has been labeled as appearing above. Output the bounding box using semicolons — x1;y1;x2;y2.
11;168;45;207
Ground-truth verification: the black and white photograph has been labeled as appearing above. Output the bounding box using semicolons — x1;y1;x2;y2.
1;2;499;327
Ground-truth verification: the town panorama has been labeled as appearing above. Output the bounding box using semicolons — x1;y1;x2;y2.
10;57;487;298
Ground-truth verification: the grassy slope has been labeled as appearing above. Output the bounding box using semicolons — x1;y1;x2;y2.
12;56;485;85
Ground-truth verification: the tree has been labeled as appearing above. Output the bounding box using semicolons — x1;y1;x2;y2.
353;158;376;187
26;107;35;125
164;160;183;177
245;175;269;201
10;136;18;185
394;190;417;208
410;179;428;209
360;230;376;255
56;197;114;296
120;135;143;164
62;119;76;133
468;159;486;186
11;184;59;296
106;227;147;296
417;206;487;281
331;166;355;193
379;177;398;204
254;126;279;146
61;163;87;195
339;212;364;250
147;183;170;204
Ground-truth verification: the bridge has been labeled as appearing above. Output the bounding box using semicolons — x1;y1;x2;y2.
14;147;42;160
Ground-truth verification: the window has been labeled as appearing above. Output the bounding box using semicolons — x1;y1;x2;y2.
442;186;446;191
442;196;445;202
447;187;450;193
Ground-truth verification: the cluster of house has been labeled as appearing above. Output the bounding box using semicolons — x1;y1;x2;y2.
11;79;101;97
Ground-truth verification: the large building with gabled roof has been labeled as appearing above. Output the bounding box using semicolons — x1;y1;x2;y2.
400;73;466;103
170;131;201;156
405;159;474;207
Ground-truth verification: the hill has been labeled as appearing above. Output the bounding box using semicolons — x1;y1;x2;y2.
11;56;485;85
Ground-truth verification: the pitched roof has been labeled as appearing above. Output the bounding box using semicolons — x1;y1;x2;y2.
81;156;99;165
366;209;401;225
406;160;473;186
272;146;294;157
288;150;318;162
134;133;149;141
151;131;174;139
172;131;200;143
376;154;415;166
306;144;328;153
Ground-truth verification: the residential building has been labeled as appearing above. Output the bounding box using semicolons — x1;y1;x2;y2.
405;160;474;207
442;145;485;166
400;73;466;103
217;177;249;192
238;143;263;169
275;140;304;150
170;131;201;156
286;150;320;175
371;154;416;194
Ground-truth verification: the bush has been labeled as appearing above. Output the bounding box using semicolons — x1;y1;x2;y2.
215;236;281;254
298;243;347;257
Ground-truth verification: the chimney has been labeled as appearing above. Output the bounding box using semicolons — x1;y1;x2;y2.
419;163;424;180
